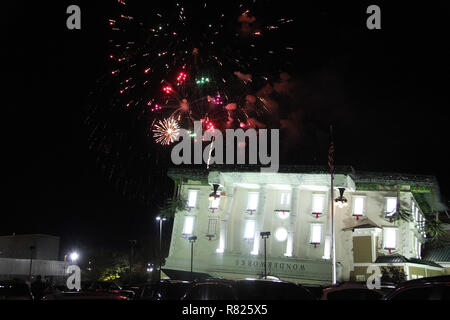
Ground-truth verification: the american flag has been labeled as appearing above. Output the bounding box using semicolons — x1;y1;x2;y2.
328;126;334;175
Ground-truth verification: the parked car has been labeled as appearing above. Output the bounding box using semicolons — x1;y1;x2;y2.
137;280;194;300
81;280;135;299
122;284;143;297
182;278;316;300
0;280;34;300
321;282;395;300
303;284;324;300
42;291;129;300
383;275;450;300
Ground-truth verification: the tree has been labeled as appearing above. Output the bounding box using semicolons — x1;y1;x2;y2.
159;196;186;219
380;266;406;284
88;249;130;282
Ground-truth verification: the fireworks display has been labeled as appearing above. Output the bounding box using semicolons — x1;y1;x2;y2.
86;0;297;202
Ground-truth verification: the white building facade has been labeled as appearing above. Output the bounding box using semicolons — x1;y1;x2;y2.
164;166;446;284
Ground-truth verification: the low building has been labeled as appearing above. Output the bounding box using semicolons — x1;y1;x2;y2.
163;165;448;284
0;234;67;283
0;234;60;260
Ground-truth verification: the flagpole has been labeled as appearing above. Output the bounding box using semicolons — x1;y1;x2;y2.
329;125;337;285
331;170;336;284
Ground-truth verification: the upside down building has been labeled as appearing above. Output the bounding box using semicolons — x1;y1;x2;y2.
163;165;448;284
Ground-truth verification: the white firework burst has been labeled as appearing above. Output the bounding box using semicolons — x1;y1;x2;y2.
152;118;180;145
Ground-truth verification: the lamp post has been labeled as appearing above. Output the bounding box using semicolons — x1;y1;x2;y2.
128;240;137;280
29;246;35;282
188;236;197;281
156;216;167;282
260;232;271;279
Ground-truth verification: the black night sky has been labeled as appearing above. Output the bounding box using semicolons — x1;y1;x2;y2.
3;1;449;257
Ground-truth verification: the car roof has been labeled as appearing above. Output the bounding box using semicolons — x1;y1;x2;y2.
201;278;297;284
398;275;450;287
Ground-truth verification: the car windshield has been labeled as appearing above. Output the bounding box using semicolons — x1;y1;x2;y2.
0;283;30;297
188;283;236;300
391;286;443;300
165;283;192;300
235;281;314;300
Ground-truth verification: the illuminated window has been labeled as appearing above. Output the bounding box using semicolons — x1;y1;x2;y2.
247;192;259;211
415;207;419;225
356;275;366;282
353;196;365;217
323;236;331;259
182;215;195;236
209;197;220;210
280;192;291;206
187;190;198;208
285;234;293;257
207;218;218;236
244;220;256;239
310;224;322;245
312;194;325;217
419;214;426;236
385;197;397;216
383;227;397;250
414;236;419;258
276;210;290;220
275;227;288;242
417;238;421;258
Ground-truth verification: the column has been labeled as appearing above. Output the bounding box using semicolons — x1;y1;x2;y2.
285;186;300;257
217;186;235;253
252;185;268;255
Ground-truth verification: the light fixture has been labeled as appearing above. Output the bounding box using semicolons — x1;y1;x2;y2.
208;184;220;201
335;188;348;208
70;252;79;262
260;231;271;239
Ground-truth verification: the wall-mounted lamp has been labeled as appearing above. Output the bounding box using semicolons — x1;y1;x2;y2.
209;184;220;201
335;188;348;208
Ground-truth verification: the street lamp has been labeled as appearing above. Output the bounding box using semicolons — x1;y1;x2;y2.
188;236;197;281
156;216;167;281
260;232;271;279
70;251;79;263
